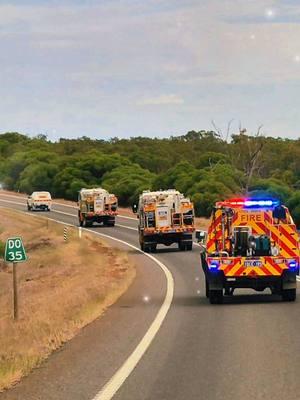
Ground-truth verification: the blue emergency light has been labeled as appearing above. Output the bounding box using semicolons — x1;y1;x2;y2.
244;199;279;208
288;260;297;269
209;261;219;269
219;198;280;209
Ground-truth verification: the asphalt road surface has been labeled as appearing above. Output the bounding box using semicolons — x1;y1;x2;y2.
1;193;300;400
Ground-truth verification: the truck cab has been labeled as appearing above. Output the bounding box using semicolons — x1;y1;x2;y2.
200;198;299;303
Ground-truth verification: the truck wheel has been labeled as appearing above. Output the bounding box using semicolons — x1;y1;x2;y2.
178;242;186;251
150;244;157;253
205;279;209;298
282;289;296;302
209;289;223;304
27;205;31;211
106;220;115;227
143;243;155;253
186;242;193;251
144;245;151;253
83;218;92;228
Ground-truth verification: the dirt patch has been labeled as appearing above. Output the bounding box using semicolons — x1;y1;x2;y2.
0;208;136;392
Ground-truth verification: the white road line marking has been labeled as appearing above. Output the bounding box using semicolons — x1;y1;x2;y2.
115;224;137;231
0;198;25;206
0;201;174;400
51;210;138;232
0;193;137;220
51;209;76;218
88;230;174;400
0;193;24;200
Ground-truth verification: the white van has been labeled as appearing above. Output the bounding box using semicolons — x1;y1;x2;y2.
27;191;52;211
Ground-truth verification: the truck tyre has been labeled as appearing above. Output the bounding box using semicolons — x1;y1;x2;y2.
282;289;296;302
150;244;157;253
186;242;193;251
144;245;151;253
205;279;210;298
143;243;155;253
209;289;223;304
178;241;186;251
83;218;93;228
106;219;115;227
27;205;31;211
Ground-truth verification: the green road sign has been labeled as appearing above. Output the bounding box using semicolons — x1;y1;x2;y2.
4;237;27;263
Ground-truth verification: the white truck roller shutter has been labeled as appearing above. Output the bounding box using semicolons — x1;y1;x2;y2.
94;196;104;212
156;206;170;228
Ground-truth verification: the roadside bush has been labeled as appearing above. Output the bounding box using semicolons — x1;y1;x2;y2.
287;191;300;227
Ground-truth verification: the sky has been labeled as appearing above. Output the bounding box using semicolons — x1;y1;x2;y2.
0;0;300;140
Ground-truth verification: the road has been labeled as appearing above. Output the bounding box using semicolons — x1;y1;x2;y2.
1;193;300;400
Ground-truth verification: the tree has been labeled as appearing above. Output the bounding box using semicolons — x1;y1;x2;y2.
102;165;155;205
287;191;300;227
18;163;58;194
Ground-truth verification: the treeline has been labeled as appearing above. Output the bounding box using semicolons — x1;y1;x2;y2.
0;131;299;224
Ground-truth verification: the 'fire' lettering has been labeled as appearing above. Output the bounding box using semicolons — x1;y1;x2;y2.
240;213;262;222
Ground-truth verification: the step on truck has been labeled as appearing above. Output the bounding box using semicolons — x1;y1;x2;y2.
78;188;118;227
197;197;300;304
134;189;195;252
27;191;52;211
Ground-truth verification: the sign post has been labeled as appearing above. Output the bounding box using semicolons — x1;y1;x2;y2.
4;237;27;320
13;262;18;320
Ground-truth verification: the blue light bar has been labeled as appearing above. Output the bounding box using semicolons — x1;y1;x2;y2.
244;199;279;208
209;261;219;269
288;260;297;269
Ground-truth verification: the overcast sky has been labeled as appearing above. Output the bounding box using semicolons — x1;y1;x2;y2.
1;0;300;140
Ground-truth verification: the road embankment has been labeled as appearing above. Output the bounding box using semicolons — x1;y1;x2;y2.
0;208;136;392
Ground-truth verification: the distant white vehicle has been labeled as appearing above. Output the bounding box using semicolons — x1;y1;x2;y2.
27;191;52;211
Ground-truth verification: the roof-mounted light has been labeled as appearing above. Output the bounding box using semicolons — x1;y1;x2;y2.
216;198;279;209
244;199;279;208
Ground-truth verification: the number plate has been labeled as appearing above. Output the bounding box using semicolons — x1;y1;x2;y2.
244;260;262;267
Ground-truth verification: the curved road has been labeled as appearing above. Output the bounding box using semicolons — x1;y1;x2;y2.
1;193;300;400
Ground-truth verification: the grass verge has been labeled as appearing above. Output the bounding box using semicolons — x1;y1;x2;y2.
0;208;136;391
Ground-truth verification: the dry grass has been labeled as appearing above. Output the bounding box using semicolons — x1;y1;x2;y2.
195;217;210;231
0;208;135;392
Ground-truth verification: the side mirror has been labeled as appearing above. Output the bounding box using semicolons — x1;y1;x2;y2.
132;204;138;214
195;230;207;243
